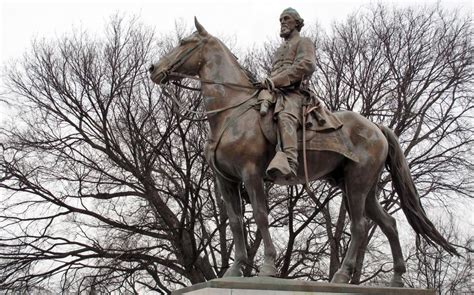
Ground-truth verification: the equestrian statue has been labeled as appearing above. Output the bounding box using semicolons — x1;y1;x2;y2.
149;8;458;287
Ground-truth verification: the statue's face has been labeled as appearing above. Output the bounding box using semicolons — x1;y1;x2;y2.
279;13;297;38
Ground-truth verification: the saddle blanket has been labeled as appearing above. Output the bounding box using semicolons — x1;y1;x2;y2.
298;128;359;162
260;107;359;163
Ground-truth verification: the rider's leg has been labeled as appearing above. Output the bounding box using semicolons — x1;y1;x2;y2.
278;112;298;176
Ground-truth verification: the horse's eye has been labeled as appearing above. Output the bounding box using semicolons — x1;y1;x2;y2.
179;39;186;46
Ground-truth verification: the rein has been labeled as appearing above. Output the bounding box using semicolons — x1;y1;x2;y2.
160;34;259;119
169;72;257;90
162;84;259;119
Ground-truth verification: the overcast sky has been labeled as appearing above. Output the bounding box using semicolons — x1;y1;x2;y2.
0;0;472;234
1;0;472;65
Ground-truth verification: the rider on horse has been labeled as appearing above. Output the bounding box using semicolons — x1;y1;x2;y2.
258;7;316;178
149;12;459;282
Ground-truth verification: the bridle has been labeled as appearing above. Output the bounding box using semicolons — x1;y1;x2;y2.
159;36;207;83
156;33;259;119
160;34;257;89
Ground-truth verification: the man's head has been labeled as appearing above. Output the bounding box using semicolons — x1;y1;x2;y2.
279;8;304;38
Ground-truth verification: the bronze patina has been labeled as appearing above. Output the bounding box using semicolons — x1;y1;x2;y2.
258;8;316;178
149;9;458;286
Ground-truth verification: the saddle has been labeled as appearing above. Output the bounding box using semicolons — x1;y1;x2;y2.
258;101;359;163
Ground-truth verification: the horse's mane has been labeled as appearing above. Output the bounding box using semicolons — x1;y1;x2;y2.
240;65;258;84
214;38;258;84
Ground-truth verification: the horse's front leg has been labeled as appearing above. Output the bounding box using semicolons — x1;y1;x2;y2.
217;177;248;277
243;165;278;277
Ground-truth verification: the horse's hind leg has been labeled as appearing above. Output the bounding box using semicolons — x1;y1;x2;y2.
217;177;248;277
366;190;406;287
331;164;373;284
243;165;277;277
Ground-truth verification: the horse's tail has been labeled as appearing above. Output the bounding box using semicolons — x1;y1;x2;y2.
379;125;459;256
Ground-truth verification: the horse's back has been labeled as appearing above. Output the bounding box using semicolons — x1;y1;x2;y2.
333;110;388;166
214;107;387;183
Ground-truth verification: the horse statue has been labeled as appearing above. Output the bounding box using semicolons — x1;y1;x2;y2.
149;18;458;287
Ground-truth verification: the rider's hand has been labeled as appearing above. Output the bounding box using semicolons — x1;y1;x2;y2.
252;81;263;89
255;77;275;92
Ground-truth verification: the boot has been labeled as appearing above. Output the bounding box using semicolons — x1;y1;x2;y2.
278;113;298;178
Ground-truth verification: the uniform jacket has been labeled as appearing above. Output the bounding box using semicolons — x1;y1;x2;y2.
271;32;316;88
270;32;316;119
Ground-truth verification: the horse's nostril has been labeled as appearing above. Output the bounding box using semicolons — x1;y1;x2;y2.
149;65;155;73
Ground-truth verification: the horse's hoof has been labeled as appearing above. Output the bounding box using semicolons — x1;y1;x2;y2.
331;272;350;284
258;263;277;277
390;278;404;288
223;266;243;277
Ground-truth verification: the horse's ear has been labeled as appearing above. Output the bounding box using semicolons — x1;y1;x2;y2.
194;17;208;36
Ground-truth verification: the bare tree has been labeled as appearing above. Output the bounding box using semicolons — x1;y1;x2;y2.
0;3;472;294
243;3;473;287
0;16;223;293
312;4;473;285
402;217;473;294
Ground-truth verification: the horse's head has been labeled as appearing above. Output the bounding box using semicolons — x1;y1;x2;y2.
149;18;210;85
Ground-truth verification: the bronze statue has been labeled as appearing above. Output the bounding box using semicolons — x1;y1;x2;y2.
149;9;458;287
258;7;316;179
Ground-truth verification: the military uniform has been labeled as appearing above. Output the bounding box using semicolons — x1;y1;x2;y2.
261;31;316;175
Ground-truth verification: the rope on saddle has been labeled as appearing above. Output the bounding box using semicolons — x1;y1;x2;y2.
303;106;310;186
302;106;330;210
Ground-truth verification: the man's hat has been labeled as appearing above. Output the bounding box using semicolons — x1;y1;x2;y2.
281;7;304;31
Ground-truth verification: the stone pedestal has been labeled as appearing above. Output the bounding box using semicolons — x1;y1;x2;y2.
172;277;435;295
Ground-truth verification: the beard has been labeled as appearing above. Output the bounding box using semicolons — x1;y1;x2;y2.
280;26;291;38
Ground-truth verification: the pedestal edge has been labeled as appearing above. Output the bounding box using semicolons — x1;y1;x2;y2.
172;277;435;295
